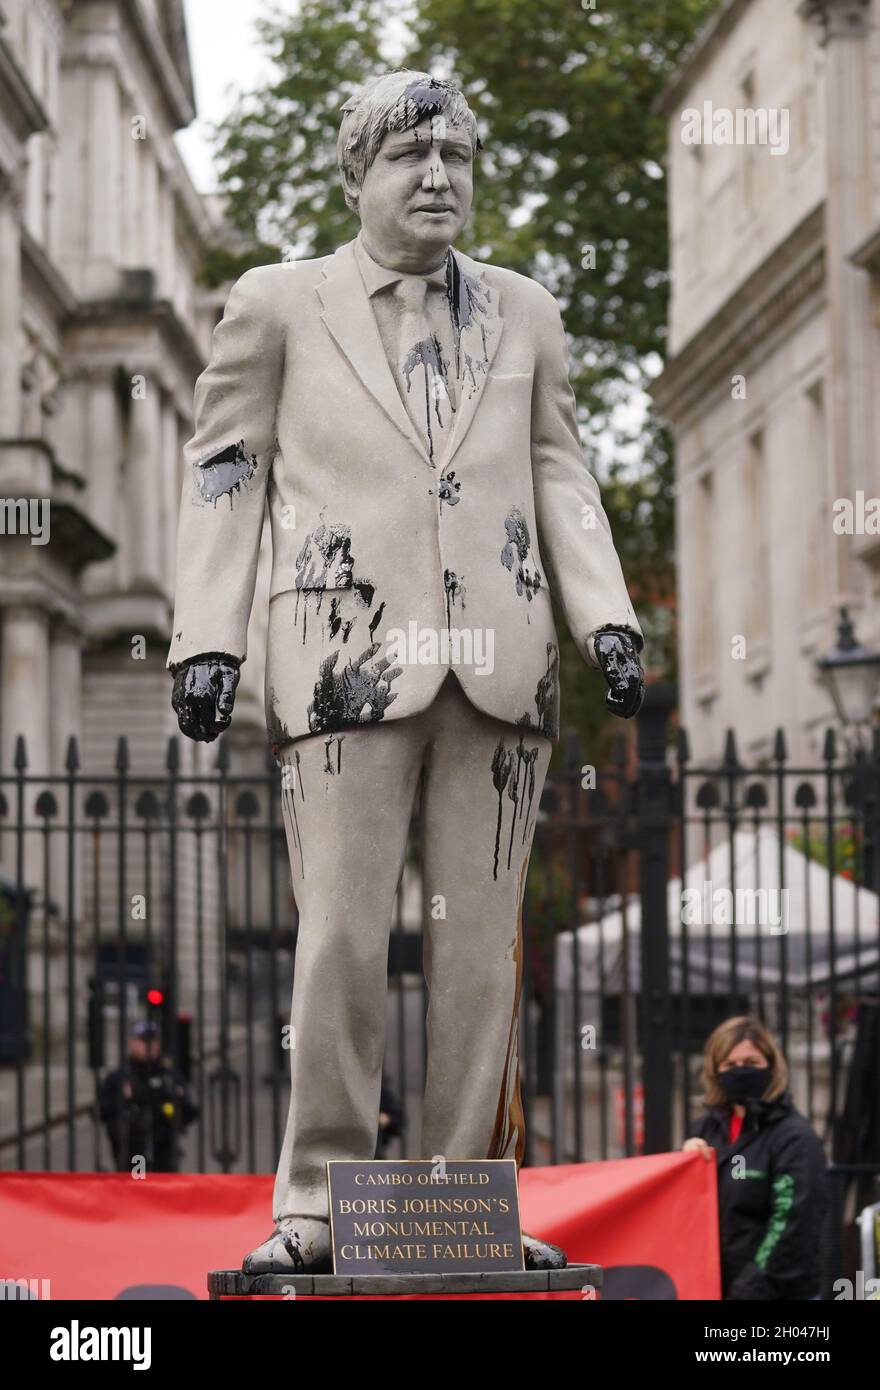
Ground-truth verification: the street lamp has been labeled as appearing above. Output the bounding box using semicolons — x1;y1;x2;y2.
817;607;880;896
817;608;880;744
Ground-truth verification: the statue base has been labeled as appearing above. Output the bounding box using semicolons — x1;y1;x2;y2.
208;1264;602;1300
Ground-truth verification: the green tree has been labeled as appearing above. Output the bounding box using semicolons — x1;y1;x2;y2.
207;0;720;747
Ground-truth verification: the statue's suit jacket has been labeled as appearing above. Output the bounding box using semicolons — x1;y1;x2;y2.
166;237;643;748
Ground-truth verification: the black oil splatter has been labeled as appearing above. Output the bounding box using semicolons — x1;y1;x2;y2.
445;253;491;392
592;626;645;718
295;523;354;589
439;471;461;507
280;745;305;877
388;77;483;152
266;685;292;756
516;643;560;741
491;736;541;880
506;746;524;871
328;596;354;643
444;569;466;629
491;740;514;881
500;508;542;607
368;601;386;642
506;741;540;868
307;644;403;733
284;775;304;878
401;333;454;466
293;523;374;643
353;579;375;607
519;747;539;845
392;76;454;130
196;440;257;506
323;734;345;774
535;643;560;739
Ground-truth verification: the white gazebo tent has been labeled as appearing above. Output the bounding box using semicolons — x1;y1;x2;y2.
554;824;880;998
548;825;879;1158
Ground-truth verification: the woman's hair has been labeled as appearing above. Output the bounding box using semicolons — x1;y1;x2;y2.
337;69;481;211
701;1015;788;1106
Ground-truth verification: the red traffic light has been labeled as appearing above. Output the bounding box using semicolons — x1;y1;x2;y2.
146;988;164;1007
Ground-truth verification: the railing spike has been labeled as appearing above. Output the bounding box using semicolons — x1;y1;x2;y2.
115;735;130;772
677;726;690;765
65;734;80;772
13;735;27;771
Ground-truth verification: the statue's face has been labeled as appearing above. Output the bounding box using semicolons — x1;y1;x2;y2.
357;114;474;267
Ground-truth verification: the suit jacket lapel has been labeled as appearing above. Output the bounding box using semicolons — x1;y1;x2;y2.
315;238;504;471
316;240;427;461
441;247;503;471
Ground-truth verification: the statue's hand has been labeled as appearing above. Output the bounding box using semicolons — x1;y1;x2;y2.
171;652;241;742
592;628;645;720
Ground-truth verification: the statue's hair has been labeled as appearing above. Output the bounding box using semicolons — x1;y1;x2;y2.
337;68;481;211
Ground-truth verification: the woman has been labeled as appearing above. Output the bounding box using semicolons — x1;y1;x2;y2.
683;1015;829;1300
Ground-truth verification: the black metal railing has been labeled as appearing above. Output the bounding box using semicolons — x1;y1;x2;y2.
1;692;878;1282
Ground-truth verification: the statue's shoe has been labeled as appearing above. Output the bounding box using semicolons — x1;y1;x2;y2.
242;1217;332;1275
522;1231;568;1270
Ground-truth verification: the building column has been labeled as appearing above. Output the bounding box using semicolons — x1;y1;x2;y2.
127;376;163;591
49;618;84;924
49;619;83;772
87;63;120;293
140;140;158;275
1;605;51;777
800;0;874;602
157;163;174;298
0;172;23;435
161;394;180;589
82;370;122;594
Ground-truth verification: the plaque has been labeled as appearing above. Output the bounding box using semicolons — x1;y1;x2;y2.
327;1159;525;1275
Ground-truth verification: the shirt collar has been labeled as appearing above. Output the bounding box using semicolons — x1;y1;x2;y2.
355;230;449;296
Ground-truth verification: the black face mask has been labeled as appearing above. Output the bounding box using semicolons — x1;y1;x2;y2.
718;1066;769;1105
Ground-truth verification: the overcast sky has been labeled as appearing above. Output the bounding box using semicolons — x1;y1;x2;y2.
176;0;409;191
177;0;280;192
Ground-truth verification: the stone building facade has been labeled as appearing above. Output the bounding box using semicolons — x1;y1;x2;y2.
653;0;880;763
0;1;279;1076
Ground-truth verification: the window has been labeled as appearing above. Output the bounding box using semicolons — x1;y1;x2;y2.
804;382;827;614
738;71;757;217
695;471;716;677
746;429;770;643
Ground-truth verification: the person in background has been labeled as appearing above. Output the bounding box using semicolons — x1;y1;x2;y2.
99;1020;199;1172
683;1015;829;1301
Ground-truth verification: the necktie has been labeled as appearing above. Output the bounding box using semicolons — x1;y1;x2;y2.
394;276;454;466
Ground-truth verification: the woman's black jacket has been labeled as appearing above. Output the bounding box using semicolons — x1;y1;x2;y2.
687;1090;830;1300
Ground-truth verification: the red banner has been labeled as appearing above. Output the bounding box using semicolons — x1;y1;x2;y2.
0;1154;719;1300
